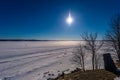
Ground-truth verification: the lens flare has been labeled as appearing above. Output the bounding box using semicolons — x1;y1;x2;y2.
66;12;73;25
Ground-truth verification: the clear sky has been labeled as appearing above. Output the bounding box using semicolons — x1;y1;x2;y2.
0;0;120;40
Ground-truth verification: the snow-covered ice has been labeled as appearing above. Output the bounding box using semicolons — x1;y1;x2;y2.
0;41;81;80
0;41;112;80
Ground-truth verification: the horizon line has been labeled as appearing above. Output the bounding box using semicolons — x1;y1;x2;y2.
0;39;105;41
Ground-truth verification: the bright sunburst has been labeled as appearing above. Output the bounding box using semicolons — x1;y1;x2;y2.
66;12;73;25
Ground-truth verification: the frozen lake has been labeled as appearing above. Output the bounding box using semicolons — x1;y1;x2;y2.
0;41;81;80
0;41;111;80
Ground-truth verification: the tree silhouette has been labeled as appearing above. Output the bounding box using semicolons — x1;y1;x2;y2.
105;14;120;62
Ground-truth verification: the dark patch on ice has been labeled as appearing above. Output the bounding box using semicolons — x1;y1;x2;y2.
2;76;15;80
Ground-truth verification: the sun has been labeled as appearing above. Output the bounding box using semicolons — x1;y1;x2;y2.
66;12;73;25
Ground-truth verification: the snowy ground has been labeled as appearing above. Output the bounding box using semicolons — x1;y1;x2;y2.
0;41;114;80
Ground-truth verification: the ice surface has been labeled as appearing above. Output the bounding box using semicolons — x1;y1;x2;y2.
0;41;113;80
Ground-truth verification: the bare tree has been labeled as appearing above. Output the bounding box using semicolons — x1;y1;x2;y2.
81;32;103;70
105;14;120;62
72;43;86;71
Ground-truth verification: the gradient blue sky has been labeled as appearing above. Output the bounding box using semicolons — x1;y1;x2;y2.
0;0;120;40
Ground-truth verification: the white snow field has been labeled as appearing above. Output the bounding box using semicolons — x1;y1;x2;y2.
0;41;112;80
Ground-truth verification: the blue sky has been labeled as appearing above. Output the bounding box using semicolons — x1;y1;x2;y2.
0;0;120;40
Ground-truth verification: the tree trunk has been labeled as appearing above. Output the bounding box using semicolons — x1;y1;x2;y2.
82;57;85;71
117;50;120;62
95;58;97;69
92;54;95;70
